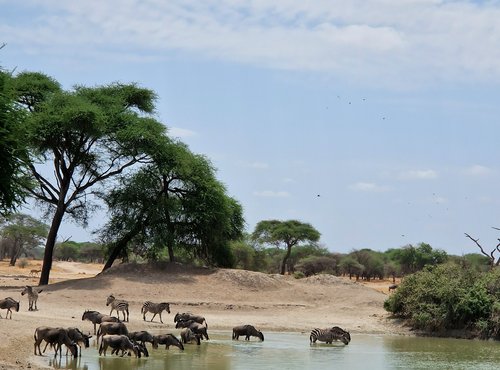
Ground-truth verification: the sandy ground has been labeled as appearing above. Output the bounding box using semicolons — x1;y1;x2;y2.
0;259;409;369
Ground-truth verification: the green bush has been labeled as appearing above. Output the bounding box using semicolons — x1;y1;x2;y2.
384;263;500;339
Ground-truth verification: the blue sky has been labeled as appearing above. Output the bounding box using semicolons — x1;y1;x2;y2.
1;0;500;256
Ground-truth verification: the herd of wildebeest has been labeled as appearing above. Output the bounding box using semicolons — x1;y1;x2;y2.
0;285;351;359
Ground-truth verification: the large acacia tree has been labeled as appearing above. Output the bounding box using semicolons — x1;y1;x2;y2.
11;72;167;285
0;68;29;215
252;220;320;275
100;141;244;270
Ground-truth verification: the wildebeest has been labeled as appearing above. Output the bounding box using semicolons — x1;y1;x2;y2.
232;325;264;341
175;319;209;340
66;327;92;356
96;321;128;344
389;284;398;292
180;328;202;345
174;312;207;327
0;297;20;319
21;286;43;311
34;327;78;357
99;335;141;357
82;310;120;335
129;331;156;349
152;334;184;350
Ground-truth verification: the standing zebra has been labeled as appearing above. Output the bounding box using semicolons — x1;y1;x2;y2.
310;327;350;345
21;286;43;311
106;295;129;322
0;297;20;319
141;301;170;323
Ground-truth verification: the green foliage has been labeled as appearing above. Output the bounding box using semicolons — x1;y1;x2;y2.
54;240;105;262
252;220;320;274
10;71;170;284
388;243;448;274
0;213;48;265
295;255;337;277
100;141;244;268
0;70;30;214
384;263;500;338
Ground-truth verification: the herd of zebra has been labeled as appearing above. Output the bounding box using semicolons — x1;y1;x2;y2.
1;287;351;359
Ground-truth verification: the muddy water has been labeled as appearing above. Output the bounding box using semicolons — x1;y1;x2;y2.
44;331;500;370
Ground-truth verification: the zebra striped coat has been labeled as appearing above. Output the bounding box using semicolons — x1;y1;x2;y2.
141;301;170;323
310;327;350;345
21;286;42;311
106;295;129;322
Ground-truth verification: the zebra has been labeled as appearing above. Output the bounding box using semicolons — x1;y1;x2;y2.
310;327;350;345
141;301;170;323
0;297;20;319
106;295;129;322
21;285;43;311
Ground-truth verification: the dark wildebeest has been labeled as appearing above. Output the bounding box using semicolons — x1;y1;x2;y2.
129;331;156;349
175;319;209;340
96;321;128;344
34;327;78;357
0;297;20;319
82;310;120;335
152;334;184;350
232;325;264;341
389;284;398;292
180;328;202;345
99;335;141;357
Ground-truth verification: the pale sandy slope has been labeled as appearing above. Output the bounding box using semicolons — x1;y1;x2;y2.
0;261;409;369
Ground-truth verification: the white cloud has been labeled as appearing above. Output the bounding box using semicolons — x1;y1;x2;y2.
350;182;390;192
462;164;493;176
6;0;500;86
168;127;197;138
253;190;290;197
399;169;438;180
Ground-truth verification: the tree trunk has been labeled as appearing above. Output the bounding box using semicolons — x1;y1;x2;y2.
280;245;293;275
166;222;175;263
102;225;141;272
38;205;66;285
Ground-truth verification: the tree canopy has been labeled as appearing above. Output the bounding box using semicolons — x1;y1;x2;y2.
11;72;168;284
99;141;244;269
252;220;320;274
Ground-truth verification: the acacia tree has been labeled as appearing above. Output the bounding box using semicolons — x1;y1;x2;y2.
11;72;167;285
252;220;320;275
100;141;244;270
0;68;29;215
0;213;48;265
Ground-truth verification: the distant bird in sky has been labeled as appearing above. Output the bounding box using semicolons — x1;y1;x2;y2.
317;194;321;197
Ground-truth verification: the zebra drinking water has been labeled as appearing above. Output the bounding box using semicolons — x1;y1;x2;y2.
310;327;350;345
141;301;170;323
106;295;129;322
21;285;43;311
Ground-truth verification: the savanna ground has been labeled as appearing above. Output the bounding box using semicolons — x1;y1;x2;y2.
0;259;408;369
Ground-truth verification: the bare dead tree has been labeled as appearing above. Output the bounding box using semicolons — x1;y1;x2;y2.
464;229;500;267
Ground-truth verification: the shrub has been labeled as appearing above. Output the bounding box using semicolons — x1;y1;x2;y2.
17;258;29;268
384;263;500;338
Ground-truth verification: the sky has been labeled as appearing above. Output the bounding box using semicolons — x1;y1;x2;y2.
1;0;500;256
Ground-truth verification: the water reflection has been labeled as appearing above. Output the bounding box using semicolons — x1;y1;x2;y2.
43;332;500;370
